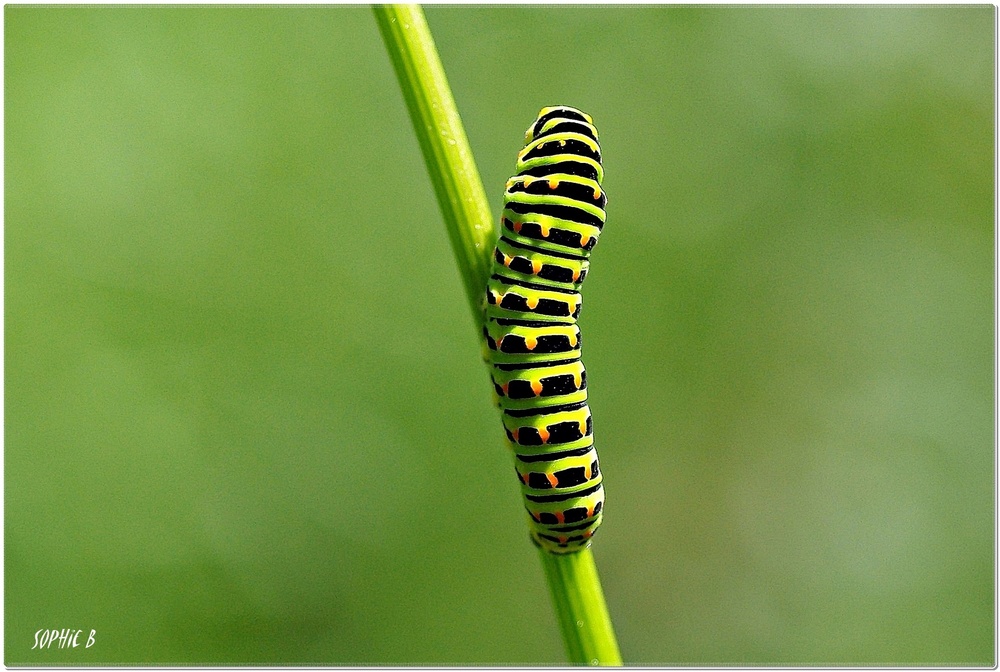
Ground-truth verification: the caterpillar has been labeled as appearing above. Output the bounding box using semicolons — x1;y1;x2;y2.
483;105;606;554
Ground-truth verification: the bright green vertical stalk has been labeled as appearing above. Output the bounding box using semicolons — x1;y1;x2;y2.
372;3;494;323
540;546;621;665
374;4;622;665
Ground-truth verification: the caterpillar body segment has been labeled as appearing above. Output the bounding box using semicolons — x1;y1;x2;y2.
485;106;607;554
499;213;602;254
514;442;600;491
483;321;582;364
490;358;588;411
501;401;593;449
492;236;590;288
486;275;582;322
516;155;604;186
518;132;602;167
527;106;596;139
505;177;607;220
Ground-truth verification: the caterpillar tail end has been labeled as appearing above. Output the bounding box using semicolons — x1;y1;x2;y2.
530;531;594;555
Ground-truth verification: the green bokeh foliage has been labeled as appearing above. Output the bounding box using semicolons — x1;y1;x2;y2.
5;5;994;664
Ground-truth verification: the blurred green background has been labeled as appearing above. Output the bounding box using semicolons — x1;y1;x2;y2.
5;4;994;665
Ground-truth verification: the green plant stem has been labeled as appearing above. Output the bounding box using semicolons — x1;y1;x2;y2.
372;3;494;324
374;4;622;665
540;548;622;666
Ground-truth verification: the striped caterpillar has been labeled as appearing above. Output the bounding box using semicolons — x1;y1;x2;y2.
484;106;606;554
